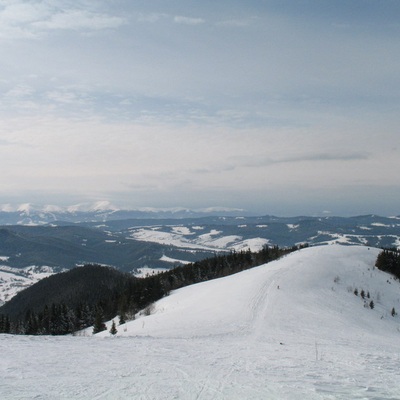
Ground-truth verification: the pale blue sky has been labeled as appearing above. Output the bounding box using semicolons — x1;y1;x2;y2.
0;0;399;215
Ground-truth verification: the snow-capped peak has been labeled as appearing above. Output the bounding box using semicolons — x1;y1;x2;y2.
17;203;35;214
42;205;64;213
65;201;119;213
89;201;119;212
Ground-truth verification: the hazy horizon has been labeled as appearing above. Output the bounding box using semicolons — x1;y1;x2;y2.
0;199;398;218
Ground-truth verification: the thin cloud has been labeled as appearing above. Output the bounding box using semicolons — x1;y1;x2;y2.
0;1;125;39
5;84;35;99
241;152;370;168
192;151;371;175
137;13;204;26
0;1;49;25
45;92;85;107
216;18;255;28
173;16;205;25
136;13;168;23
32;10;125;31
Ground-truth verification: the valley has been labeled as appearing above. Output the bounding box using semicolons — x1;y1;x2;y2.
0;209;399;304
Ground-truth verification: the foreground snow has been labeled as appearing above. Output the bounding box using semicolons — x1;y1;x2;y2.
1;245;400;399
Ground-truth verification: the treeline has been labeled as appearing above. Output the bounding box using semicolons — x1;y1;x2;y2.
0;244;303;335
375;248;400;279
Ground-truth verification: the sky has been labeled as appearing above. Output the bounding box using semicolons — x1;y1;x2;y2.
0;0;399;216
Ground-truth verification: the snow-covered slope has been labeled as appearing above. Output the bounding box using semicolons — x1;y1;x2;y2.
103;245;399;340
129;226;270;252
1;245;400;399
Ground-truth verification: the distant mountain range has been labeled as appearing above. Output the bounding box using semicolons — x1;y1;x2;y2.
0;202;249;225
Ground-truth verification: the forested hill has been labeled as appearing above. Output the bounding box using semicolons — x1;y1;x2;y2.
0;245;296;335
0;265;132;334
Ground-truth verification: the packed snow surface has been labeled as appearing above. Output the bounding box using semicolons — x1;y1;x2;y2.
2;245;400;399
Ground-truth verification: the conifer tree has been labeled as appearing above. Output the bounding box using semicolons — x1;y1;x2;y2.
93;307;107;334
4;315;10;333
110;320;117;335
369;300;374;309
0;314;9;333
42;305;50;334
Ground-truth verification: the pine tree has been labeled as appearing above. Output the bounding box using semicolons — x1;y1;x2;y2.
42;305;50;334
360;289;365;299
25;310;39;335
0;314;7;333
0;315;11;333
110;320;117;335
369;300;374;309
50;303;60;335
391;307;396;317
93;307;106;334
82;304;94;328
4;315;10;334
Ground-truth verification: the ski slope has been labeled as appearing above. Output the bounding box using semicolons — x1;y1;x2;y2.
1;245;400;399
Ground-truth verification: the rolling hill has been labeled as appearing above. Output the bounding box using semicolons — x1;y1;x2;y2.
1;244;400;399
0;212;399;305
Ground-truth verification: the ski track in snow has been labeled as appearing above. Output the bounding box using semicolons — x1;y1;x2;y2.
2;334;399;399
1;245;400;399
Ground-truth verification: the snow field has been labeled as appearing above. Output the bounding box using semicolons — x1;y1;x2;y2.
129;226;269;252
1;245;400;399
